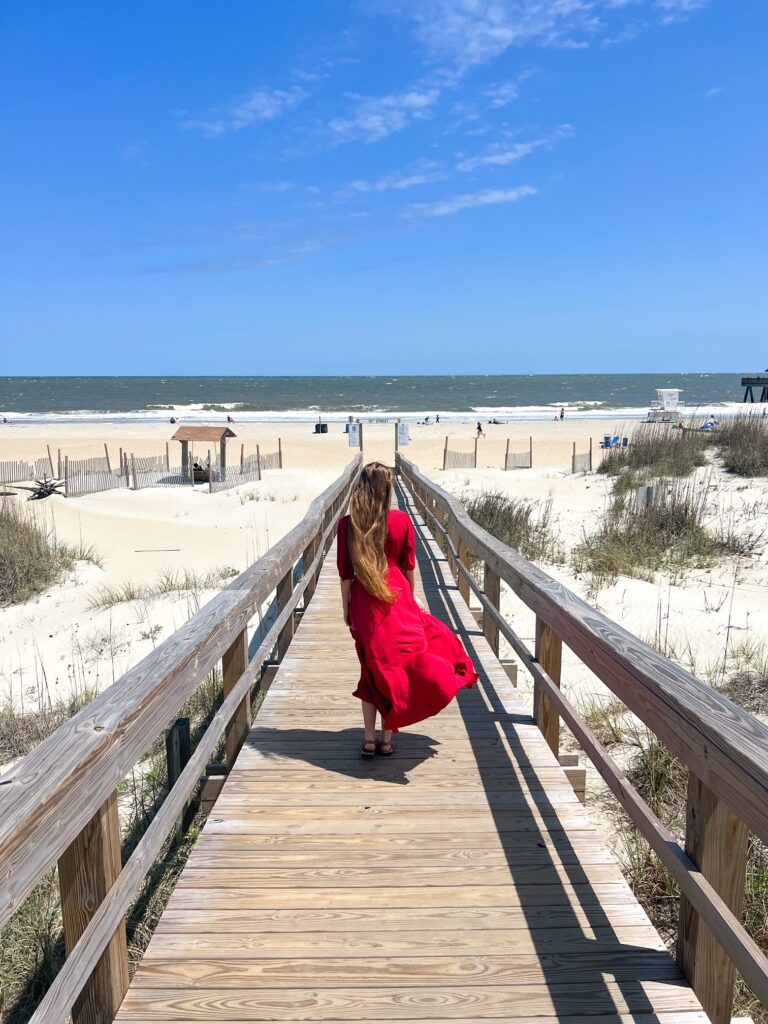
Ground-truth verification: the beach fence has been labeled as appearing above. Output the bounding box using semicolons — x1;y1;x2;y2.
571;439;594;474
65;455;124;498
442;436;478;470
129;453;190;490
503;437;533;470
0;460;36;485
209;441;283;493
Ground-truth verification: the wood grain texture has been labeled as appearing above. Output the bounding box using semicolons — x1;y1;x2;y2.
677;771;749;1024
58;793;129;1024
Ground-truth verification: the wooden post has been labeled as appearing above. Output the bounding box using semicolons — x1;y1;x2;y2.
118;447;123;478
278;437;283;469
57;448;62;478
130;454;138;490
483;563;500;656
358;421;364;456
504;438;510;470
165;718;191;839
534;617;562;756
240;444;244;471
677;775;749;1024
589;436;593;472
103;444;112;474
446;522;460;584
457;537;472;604
571;441;576;474
276;567;295;661
442;436;448;471
256;444;262;481
64;455;69;497
57;792;129;1024
473;435;478;468
223;629;250;765
208;449;213;493
394;420;399;453
47;444;55;476
165;442;170;471
302;533;318;607
529;435;533;468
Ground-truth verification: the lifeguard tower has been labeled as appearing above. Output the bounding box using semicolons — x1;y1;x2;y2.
646;388;683;423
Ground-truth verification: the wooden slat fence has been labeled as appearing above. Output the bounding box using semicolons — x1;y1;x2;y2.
396;452;768;1024
209;447;282;493
65;456;123;498
130;454;190;490
0;455;362;1024
0;459;34;484
571;441;593;473
441;435;478;470
504;436;533;470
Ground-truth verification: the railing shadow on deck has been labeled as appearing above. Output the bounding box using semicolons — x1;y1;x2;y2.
395;455;768;1024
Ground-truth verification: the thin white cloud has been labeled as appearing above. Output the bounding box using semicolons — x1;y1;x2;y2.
483;81;521;107
326;87;440;143
407;185;537;217
457;139;545;172
181;86;306;138
346;168;446;192
375;1;708;68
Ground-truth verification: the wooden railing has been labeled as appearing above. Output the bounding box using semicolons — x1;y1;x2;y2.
0;455;362;1024
397;452;768;1024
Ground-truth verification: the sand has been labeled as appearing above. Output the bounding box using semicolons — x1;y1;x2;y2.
1;418;767;738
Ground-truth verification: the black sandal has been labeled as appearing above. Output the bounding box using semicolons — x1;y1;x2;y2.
360;739;377;758
376;738;395;756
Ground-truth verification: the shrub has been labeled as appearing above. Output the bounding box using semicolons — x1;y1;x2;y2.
464;490;563;564
598;425;708;479
0;499;100;607
716;415;768;477
572;477;748;585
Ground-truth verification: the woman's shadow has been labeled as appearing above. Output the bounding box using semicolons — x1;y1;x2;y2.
243;726;441;785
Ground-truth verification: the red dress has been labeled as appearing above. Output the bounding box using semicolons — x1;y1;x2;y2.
337;509;478;731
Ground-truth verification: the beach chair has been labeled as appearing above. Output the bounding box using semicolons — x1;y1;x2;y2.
601;434;611;449
612;435;620;448
621;436;629;449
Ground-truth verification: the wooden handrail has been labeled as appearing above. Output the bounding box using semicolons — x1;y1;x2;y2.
397;453;768;1024
0;456;362;1023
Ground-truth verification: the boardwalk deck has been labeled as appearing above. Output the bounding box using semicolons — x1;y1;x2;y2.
116;486;706;1024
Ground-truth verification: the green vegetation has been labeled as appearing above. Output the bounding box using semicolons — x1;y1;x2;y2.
88;565;238;609
598;425;708;480
572;477;753;586
716;415;768;477
0;498;101;607
464;489;563;564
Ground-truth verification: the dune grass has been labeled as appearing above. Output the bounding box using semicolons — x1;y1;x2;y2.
598;425;709;480
716;414;768;477
572;477;754;586
87;565;239;610
0;498;101;607
464;489;563;564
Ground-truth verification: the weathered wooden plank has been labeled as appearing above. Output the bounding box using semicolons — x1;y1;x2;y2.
117;980;702;1020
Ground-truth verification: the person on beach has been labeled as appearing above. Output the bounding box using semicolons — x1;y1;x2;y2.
476;421;485;438
559;406;565;421
337;462;478;757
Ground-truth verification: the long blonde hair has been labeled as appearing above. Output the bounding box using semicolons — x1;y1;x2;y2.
348;462;395;603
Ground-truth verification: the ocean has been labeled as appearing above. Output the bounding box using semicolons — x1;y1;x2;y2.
0;374;751;425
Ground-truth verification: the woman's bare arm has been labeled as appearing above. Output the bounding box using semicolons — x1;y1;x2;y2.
340;578;354;625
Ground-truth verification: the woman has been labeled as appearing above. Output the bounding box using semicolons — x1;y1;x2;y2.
337;462;478;757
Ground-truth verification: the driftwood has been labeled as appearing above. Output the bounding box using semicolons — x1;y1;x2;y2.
13;476;65;500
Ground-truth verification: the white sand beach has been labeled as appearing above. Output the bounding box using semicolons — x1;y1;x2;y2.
1;418;767;738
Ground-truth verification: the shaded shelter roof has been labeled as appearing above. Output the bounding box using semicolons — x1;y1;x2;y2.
171;426;236;442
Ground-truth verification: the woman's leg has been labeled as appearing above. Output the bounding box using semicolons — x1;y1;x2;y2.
362;700;377;743
379;714;393;752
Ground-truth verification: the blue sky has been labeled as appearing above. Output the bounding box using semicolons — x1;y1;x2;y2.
1;1;766;375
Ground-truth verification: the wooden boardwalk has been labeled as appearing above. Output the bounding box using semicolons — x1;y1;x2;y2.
116;488;706;1024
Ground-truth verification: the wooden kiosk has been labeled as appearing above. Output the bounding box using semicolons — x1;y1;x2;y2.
171;425;236;479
